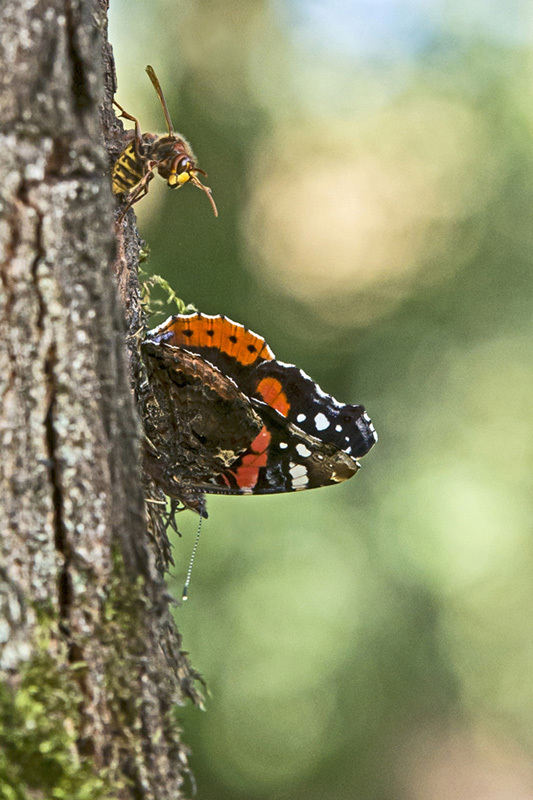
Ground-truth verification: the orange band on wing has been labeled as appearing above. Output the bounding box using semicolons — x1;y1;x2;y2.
159;315;275;366
255;377;290;417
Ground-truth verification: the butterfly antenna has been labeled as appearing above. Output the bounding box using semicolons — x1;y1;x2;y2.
182;515;203;600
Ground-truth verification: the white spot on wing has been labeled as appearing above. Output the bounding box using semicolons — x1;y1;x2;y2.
290;462;308;488
335;424;342;432
296;443;312;458
279;442;288;449
290;463;307;479
292;475;308;489
314;412;330;431
296;413;306;423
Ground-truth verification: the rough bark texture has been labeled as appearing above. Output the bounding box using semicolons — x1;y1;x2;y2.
0;1;200;797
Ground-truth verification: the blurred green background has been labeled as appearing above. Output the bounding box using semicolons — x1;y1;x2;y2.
110;1;533;797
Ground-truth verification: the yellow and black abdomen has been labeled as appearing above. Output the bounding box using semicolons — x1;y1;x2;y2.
112;141;145;195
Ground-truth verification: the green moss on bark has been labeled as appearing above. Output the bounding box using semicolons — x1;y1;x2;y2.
0;629;120;800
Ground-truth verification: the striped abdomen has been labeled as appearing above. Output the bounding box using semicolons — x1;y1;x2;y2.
112;141;145;195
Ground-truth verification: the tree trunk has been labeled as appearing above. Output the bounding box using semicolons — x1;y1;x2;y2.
0;1;200;796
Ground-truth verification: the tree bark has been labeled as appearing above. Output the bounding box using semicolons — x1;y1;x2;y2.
0;1;200;797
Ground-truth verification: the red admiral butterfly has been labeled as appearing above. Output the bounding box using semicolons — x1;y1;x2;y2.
142;313;377;518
